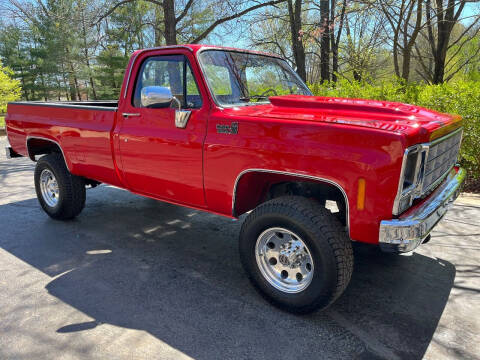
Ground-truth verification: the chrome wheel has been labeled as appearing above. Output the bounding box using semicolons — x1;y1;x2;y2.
255;227;314;293
39;169;59;207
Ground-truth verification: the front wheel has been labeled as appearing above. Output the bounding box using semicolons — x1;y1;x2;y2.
239;196;353;313
34;153;86;220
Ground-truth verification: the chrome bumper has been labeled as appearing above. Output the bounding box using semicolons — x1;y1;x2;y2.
379;167;466;253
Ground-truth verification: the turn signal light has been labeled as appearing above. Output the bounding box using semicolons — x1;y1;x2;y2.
357;178;366;210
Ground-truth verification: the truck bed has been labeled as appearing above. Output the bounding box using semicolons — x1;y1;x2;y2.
6;100;121;187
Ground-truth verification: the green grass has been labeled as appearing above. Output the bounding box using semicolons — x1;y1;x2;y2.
0;116;4;128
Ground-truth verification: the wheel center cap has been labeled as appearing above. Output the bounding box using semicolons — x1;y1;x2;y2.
279;240;306;268
279;254;290;266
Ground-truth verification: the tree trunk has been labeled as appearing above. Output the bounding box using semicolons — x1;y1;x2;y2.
74;72;81;100
329;0;336;82
432;0;456;84
154;5;163;46
60;62;70;101
40;73;47;101
19;66;28;101
64;47;78;101
331;45;338;82
68;73;77;101
287;0;307;81
81;8;97;99
400;0;423;82
331;0;347;82
401;48;412;81
163;0;177;45
319;0;330;82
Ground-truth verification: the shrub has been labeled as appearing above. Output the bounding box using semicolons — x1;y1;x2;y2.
309;79;480;180
0;61;21;115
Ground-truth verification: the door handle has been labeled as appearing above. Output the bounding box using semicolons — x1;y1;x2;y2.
122;113;140;118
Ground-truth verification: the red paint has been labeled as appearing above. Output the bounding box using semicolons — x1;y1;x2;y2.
5;44;462;245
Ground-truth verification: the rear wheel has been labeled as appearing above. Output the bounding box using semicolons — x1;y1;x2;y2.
239;196;353;313
34;153;86;220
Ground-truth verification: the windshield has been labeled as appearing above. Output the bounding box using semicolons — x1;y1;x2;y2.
198;50;312;107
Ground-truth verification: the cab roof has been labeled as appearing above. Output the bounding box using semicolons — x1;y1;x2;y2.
133;44;283;59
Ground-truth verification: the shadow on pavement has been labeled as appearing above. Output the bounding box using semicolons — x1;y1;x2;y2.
0;186;457;359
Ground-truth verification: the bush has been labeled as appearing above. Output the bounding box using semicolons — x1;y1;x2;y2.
0;61;21;115
309;79;480;181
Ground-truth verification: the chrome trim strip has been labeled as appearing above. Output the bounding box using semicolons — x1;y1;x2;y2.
123;45;194;99
123;51;141;99
8;101;117;112
232;168;350;232
392;127;463;215
430;126;464;146
380;166;465;253
26;136;71;171
196;46;283;60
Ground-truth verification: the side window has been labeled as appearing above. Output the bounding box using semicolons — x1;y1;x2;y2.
133;55;202;109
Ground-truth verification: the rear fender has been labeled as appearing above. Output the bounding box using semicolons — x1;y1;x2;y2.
26;136;71;171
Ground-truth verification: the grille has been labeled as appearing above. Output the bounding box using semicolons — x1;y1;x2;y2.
422;130;462;192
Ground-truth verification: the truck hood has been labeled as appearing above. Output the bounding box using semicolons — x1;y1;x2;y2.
223;95;462;144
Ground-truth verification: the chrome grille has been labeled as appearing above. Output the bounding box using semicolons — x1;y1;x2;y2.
422;130;462;192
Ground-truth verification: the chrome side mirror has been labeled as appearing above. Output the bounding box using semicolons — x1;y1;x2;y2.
141;86;173;108
140;85;191;129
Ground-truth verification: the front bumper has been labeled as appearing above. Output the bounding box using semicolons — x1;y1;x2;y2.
379;166;465;253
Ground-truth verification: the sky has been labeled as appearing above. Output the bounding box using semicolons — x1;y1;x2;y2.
0;0;478;50
207;1;480;49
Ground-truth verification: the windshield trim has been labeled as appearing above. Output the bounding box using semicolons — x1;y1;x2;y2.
196;48;312;108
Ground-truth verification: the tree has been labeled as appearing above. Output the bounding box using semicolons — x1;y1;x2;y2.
318;0;330;82
98;0;287;46
424;0;480;83
376;0;424;81
287;0;307;81
0;24;31;100
308;0;349;82
0;61;21;113
330;0;347;82
94;45;128;99
340;3;388;82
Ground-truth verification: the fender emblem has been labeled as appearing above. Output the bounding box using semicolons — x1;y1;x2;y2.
216;122;238;134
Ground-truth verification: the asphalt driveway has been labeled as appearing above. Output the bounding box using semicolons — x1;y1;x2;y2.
0;136;479;360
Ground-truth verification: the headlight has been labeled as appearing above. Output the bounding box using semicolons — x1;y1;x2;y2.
393;145;427;215
402;150;420;192
393;128;463;216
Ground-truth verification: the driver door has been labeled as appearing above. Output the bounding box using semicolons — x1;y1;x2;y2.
117;52;208;207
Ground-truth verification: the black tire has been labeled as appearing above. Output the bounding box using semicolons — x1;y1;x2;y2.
239;196;353;313
34;153;86;220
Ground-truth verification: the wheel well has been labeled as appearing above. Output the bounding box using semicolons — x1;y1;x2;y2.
26;138;63;162
233;171;348;225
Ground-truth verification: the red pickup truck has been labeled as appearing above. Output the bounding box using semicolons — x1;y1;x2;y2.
5;44;465;313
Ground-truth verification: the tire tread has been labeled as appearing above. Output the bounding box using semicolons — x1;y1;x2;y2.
35;153;85;220
240;196;353;312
